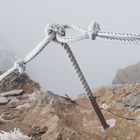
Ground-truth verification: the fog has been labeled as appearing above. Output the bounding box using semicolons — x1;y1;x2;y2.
0;0;140;97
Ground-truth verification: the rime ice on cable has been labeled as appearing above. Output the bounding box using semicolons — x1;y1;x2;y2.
0;21;140;130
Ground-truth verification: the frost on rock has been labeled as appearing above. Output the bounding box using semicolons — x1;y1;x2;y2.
107;119;116;128
100;103;110;110
0;89;23;97
0;128;31;140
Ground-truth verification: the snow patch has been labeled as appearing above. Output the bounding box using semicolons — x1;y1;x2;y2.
107;119;116;128
0;128;31;140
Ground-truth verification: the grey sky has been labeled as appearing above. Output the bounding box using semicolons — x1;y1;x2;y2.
0;0;140;97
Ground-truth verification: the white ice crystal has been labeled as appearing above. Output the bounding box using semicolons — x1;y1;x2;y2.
100;103;110;110
0;128;31;140
107;119;116;128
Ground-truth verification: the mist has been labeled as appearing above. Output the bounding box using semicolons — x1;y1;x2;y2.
0;0;140;97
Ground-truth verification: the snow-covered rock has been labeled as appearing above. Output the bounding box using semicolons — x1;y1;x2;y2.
0;128;30;140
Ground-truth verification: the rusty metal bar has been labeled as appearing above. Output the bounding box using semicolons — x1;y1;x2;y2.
62;43;109;130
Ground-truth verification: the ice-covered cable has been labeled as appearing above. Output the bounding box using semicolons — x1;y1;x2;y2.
56;21;140;43
23;35;54;64
0;21;140;81
0;35;54;81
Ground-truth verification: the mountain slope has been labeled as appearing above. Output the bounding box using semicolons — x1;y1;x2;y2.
113;62;140;84
1;79;140;139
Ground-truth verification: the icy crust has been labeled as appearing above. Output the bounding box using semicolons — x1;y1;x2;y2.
0;129;30;140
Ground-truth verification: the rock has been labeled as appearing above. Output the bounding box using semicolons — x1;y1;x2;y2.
122;91;140;111
29;126;48;140
0;114;14;123
0;72;40;93
0;96;8;104
1;84;140;139
112;62;140;84
0;89;23;97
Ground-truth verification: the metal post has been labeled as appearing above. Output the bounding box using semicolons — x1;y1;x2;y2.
62;43;109;130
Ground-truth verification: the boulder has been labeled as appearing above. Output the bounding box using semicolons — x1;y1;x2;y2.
122;91;140;111
0;96;8;104
0;72;40;93
0;89;23;97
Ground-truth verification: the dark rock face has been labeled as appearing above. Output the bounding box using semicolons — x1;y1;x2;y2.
0;71;40;93
112;62;140;84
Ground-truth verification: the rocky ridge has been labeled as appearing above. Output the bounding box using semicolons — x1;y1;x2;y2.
1;73;140;139
112;62;140;84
